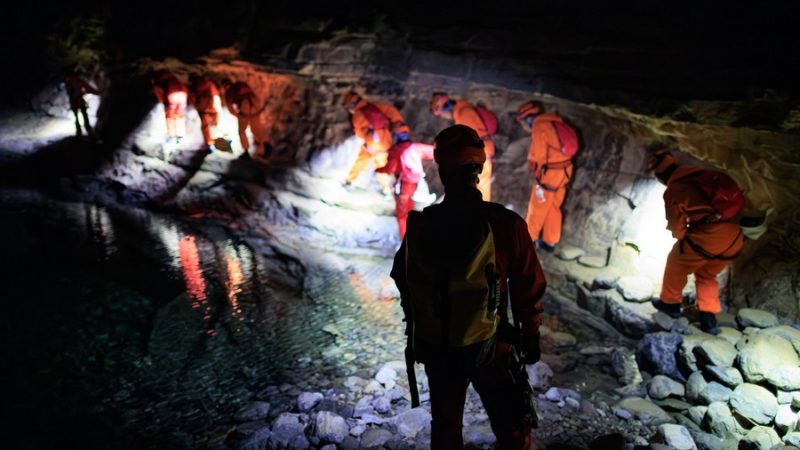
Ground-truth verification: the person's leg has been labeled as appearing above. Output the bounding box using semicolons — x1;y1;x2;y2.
525;186;550;242
345;147;375;185
175;102;186;139
660;241;706;305
477;160;492;201
396;181;417;238
200;113;213;145
472;342;532;450
425;359;470;450
72;108;83;136
541;185;567;246
694;259;730;314
238;116;251;152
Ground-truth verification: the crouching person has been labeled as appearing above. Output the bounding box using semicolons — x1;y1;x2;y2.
390;124;547;450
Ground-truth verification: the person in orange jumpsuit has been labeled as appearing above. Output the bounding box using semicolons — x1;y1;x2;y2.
648;150;744;334
189;74;221;153
430;93;496;201
515;101;573;252
342;91;406;191
221;78;270;159
151;70;189;143
375;124;435;238
391;124;544;450
64;72;100;138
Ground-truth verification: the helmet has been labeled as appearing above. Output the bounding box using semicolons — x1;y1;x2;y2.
342;91;362;109
647;149;677;175
434;124;486;171
430;92;449;116
516;101;542;121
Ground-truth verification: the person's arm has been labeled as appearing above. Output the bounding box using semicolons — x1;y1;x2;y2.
413;143;435;161
508;216;546;362
351;110;371;141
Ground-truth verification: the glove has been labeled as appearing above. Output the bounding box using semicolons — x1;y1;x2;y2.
520;333;541;365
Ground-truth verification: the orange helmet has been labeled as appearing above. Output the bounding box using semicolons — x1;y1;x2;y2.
434;124;486;171
430;92;450;116
342;91;362;109
516;101;542;121
647;149;677;175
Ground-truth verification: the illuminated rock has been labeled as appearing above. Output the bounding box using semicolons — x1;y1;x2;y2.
315;411;348;444
737;333;800;382
695;337;738;368
687;406;707;426
702;402;741;438
738;426;781;450
394;407;431;437
685;372;708;404
527;361;554;391
715;327;742;346
615;275;654;303
729;383;778;426
766;365;800;391
687;430;723;450
702;365;743;388
678;332;714;374
591;271;619;290
649;375;686;400
657;424;697;450
555;245;585;261
613;397;673;425
775;404;798;433
785;432;800;447
577;255;606;268
736;308;779;329
761;325;800;354
776;390;799;404
699;382;732;405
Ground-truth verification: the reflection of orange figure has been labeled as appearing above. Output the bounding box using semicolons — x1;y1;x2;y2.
179;235;208;307
349;272;394;325
224;252;245;321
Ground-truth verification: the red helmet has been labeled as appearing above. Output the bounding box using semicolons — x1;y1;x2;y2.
647;149;677;175
430;92;449;116
342;91;362;109
516;101;542;121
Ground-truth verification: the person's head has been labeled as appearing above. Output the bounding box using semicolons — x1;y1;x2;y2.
647;149;678;184
342;91;363;112
434;125;486;187
430;92;455;121
516;100;543;131
392;122;411;143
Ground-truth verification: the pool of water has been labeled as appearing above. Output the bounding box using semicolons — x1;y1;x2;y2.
0;189;403;449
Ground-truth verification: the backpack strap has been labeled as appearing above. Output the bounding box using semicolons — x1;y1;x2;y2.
681;229;742;261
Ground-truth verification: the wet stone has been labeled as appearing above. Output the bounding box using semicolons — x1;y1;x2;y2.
395;407;431;437
315;411;348;444
591;271;619;290
736;308;779;329
702;365;743;388
729;383;778;426
297;392;324;412
354;396;374;417
555;245;585;261
615;275;654;302
360;428;392;449
289;433;310;449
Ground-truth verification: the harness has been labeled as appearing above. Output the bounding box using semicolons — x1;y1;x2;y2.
680;228;743;261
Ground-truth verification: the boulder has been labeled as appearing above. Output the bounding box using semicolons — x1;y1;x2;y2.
576;285;606;317
649;375;686;400
688;430;723;450
765;365;800;391
591;271;619;290
395;407;431;437
702;365;743;388
360;428;392;449
736;308;779;329
777;390;800;405
353;396;374;417
604;289;658;337
686;371;708;404
738;426;781;450
729;383;778;426
737;333;800;382
702;402;740;438
657;424;697;450
545;331;577;349
613;397;673;425
272;413;306;447
678;333;714;374
371;395;391;414
578;255;606;268
654;398;693;412
775;404;798;433
556;245;585;261
636;332;684;381
615;275;654;303
687;406;708;426
611;348;642;385
785;432;800;447
527;361;554;391
761;325;800;354
715;327;742;346
694;337;737;368
375;366;397;389
699;382;732;404
297;392;324;412
315;411;348;444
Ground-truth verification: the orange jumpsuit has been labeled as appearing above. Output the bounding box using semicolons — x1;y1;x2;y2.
64;75;100;137
225;81;269;156
525;113;573;245
346;101;405;184
452;100;496;201
153;72;188;139
659;166;744;313
189;76;221;146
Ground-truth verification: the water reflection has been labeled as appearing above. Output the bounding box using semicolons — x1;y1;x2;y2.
86;204;116;260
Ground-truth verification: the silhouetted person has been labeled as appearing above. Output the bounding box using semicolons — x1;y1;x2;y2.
151;70;188;144
220;78;269;160
64;72;100;138
189;74;221;152
392;125;546;450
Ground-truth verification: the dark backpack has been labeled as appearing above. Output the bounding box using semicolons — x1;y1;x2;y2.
475;105;498;136
691;170;745;221
360;103;390;130
551;121;579;158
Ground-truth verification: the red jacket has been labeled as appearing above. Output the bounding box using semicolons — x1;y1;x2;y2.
391;186;546;338
376;141;434;184
64;75;99;110
152;72;188;105
190;76;220;113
